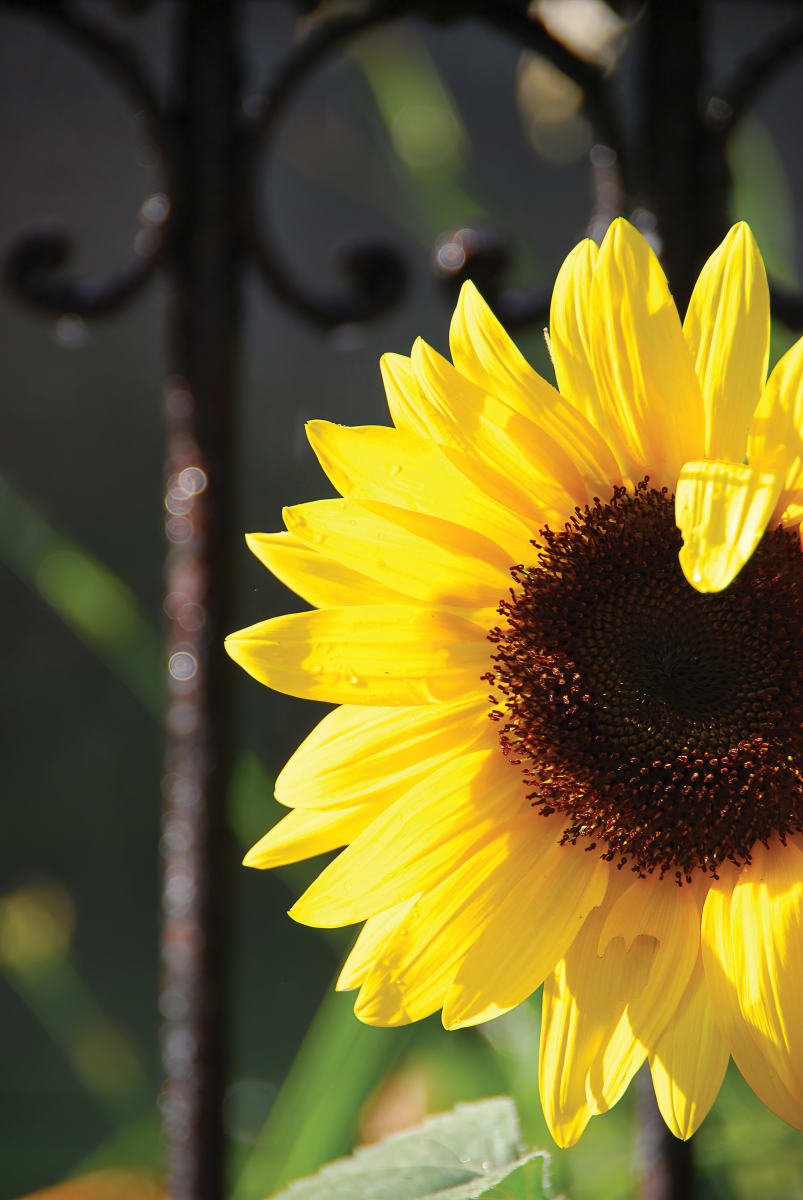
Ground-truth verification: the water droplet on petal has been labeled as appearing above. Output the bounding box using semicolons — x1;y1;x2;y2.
390;464;402;476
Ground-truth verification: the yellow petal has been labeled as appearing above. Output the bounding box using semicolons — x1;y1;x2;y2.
276;696;492;810
546;875;692;1134
306;420;534;561
354;821;535;1026
597;876;699;1054
283;498;512;609
246;531;412;607
549;240;597;408
450;280;620;494
336;899;418;991
702;854;803;1127
449;279;536;406
243;804;376;869
288;748;526;927
589;219;704;483
225;605;490;706
442;832;609;1030
675;459;782;592
539;874;652;1148
412;338;582;522
549;238;625;470
727;837;803;1108
649;952;729;1139
380;352;435;439
684;222;769;462
748;334;803;523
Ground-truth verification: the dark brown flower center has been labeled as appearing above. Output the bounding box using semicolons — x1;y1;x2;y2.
486;481;803;882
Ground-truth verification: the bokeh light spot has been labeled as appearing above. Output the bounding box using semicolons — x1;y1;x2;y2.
168;651;197;681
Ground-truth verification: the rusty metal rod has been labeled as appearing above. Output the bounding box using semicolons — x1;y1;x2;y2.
160;3;242;1197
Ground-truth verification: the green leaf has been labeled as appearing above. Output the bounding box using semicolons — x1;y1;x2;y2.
476;1155;560;1199
266;1097;561;1200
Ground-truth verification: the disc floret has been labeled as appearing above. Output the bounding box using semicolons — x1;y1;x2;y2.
488;481;803;881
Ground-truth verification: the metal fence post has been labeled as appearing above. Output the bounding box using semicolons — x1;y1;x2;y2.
160;4;241;1197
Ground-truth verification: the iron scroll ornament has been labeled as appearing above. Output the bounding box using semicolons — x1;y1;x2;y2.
4;0;803;329
0;0;622;330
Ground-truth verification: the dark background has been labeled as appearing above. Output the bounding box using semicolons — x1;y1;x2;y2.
3;3;803;1198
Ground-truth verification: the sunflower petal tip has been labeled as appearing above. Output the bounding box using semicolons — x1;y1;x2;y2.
604;216;652;257
441;1000;487;1031
576;236;598;262
458;279;488;317
286;889;336;928
244;531;278;559
550;1125;580;1151
678;549;714;593
725;220;762;264
605;214;629;242
353;999;404;1027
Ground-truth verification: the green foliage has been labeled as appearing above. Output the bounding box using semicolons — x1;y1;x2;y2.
727;114;798;290
727;113;799;372
265;1098;560;1200
0;475;163;717
232;985;414;1200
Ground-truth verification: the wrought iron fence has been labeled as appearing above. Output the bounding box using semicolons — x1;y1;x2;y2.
3;2;803;1198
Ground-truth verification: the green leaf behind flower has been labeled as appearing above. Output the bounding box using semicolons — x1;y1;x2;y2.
265;1097;561;1200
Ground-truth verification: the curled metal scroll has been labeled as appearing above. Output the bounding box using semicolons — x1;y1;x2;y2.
3;0;803;330
4;224;164;318
428;0;625;326
244;0;411;328
0;0;167;317
246;0;626;329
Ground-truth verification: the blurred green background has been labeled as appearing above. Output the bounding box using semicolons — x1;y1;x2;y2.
3;3;803;1198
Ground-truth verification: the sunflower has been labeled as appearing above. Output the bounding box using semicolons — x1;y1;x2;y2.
226;218;803;1146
